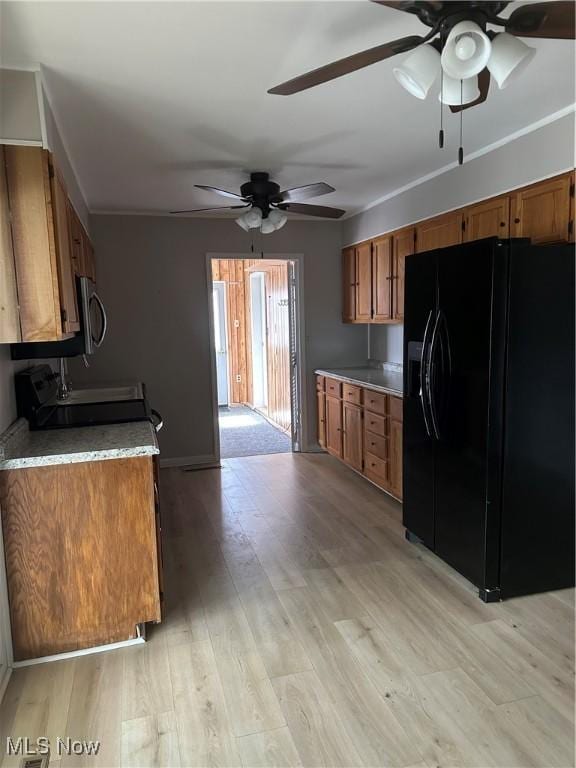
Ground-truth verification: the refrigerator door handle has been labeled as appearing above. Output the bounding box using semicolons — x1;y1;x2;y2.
428;310;442;440
420;310;435;438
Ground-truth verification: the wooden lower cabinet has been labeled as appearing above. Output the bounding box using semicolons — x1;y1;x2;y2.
342;402;363;472
317;376;403;502
0;456;162;661
325;394;343;458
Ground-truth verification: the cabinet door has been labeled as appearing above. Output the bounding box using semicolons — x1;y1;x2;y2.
388;417;403;500
416;211;463;253
68;201;84;276
342;247;356;322
325;395;343;458
510;173;572;243
392;226;415;321
355;242;372;322
317;390;326;449
50;163;80;333
342;402;363;472
0;147;21;342
372;235;392;322
464;196;510;242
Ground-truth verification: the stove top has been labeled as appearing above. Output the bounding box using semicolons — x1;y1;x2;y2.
33;400;152;430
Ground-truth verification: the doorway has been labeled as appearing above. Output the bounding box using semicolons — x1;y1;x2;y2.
209;257;301;459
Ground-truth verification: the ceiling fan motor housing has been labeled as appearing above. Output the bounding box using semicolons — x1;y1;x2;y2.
240;172;282;217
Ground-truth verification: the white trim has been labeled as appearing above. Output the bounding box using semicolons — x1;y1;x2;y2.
34;70;48;148
12;636;145;668
342;104;576;221
0;138;43;146
159;455;219;468
38;67;91;217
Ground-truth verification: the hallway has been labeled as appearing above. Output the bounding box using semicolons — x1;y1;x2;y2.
0;453;573;767
218;405;291;458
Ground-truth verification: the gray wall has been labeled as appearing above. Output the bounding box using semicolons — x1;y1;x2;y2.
345;113;575;363
70;215;366;462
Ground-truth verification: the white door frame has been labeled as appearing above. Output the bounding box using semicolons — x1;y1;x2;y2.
249;272;268;410
205;253;306;462
212;280;230;407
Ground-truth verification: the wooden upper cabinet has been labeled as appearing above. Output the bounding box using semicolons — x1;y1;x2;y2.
355;242;372;322
464;196;510;242
5;146;81;341
510;173;572;244
342;247;356;322
69;202;96;282
342;401;363;472
325;395;343;458
372;235;392;322
51;163;80;333
392;226;415;322
0;147;21;343
416;210;463;253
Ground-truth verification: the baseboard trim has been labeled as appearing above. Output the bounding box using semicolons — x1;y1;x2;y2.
12;636;145;668
159;455;219;468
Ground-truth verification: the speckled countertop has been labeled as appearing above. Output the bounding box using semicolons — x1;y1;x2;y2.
0;418;159;471
315;366;403;397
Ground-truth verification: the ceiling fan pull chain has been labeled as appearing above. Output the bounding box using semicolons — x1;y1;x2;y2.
439;68;444;149
458;80;464;166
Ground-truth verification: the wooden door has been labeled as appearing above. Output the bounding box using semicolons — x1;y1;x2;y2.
392;226;415;321
416;210;463;253
325;395;342;458
371;235;392;322
510;173;572;244
388;417;403;500
355;242;372;322
342;247;356;322
317;390;326;449
463;196;510;242
570;171;575;244
342;402;363;471
0;147;21;342
50;163;80;333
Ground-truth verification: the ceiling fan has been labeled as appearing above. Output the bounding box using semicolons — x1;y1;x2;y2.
268;1;575;162
170;172;345;233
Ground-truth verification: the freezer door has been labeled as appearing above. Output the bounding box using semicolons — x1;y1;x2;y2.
433;239;502;588
403;251;437;546
500;244;575;597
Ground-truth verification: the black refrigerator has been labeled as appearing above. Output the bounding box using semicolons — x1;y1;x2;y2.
403;237;575;601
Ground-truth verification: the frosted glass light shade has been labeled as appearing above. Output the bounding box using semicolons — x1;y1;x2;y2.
393;44;441;99
487;32;536;89
260;218;276;234
236;215;250;231
268;209;288;230
441;21;491;79
237;207;263;230
439;75;480;105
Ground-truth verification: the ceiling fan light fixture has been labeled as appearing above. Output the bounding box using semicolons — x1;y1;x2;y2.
236;206;263;231
441;21;492;79
268;209;288;230
236;215;250;232
260;218;276;235
393;43;441;99
439;74;480;105
487;32;536;89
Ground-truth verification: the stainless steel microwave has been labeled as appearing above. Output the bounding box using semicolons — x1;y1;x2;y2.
11;276;108;360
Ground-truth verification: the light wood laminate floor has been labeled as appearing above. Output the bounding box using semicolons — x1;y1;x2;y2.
0;453;574;768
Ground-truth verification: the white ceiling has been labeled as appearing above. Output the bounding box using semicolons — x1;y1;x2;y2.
1;1;574;217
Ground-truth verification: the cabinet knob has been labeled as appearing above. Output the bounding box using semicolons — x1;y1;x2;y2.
514;217;520;224
499;222;506;227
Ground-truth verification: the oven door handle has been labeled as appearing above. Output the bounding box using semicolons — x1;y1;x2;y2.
151;409;164;433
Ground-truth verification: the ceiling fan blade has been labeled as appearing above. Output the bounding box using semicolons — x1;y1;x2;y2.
268;35;424;95
449;69;491;113
194;184;247;201
505;1;575;39
170;205;249;214
277;182;335;203
279;202;346;219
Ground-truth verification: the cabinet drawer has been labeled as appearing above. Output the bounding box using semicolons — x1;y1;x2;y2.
316;375;325;391
343;384;362;406
364;452;388;485
325;378;342;398
389;396;403;422
365;412;388;436
364;431;387;460
364;390;386;415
